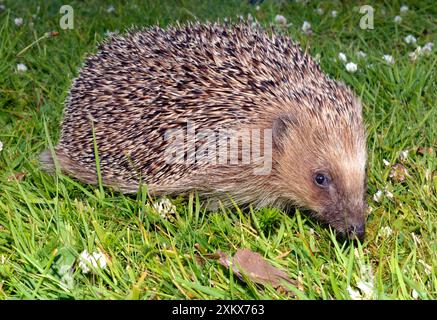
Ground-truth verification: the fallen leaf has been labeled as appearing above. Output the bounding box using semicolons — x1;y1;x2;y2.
215;249;300;293
7;172;26;182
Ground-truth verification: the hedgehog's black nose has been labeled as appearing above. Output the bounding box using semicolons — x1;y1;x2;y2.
346;223;365;242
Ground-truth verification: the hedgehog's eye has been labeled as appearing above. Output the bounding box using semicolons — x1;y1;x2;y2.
314;173;329;188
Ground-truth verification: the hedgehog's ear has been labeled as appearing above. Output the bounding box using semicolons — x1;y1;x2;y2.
272;114;297;151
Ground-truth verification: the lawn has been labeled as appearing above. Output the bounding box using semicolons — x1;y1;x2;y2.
0;0;435;299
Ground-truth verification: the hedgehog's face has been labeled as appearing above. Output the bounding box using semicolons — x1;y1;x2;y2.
306;157;368;241
272;107;367;241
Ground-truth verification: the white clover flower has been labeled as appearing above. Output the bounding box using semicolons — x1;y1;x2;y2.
385;189;394;199
107;5;115;13
274;14;287;25
400;5;408;14
373;190;383;202
394;15;403;23
399;150;408;160
255;5;260;11
408;51;417;61
301;21;312;35
404;35;417;45
347;286;361;300
351;253;375;300
338;52;347;63
16;63;27;72
345;62;357;73
379;226;393;237
14;17;23;26
153;197;177;219
357;280;374;299
315;8;324;15
356;51;366;58
412;289;419;299
0;140;3;152
410;43;434;61
78;255;91;274
383;55;395;64
383;159;390;166
409;47;421;61
421;42;434;54
78;250;108;274
331;10;338;18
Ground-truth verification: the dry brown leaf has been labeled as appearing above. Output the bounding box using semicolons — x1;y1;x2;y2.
7;172;26;182
215;249;300;293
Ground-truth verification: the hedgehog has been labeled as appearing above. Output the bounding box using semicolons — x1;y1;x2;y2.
41;22;368;241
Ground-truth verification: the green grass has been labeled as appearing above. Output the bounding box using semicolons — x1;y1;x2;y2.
0;0;436;300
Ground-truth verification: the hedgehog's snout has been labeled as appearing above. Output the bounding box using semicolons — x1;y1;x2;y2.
340;200;367;242
321;200;367;242
334;211;366;242
335;223;365;243
345;222;365;242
